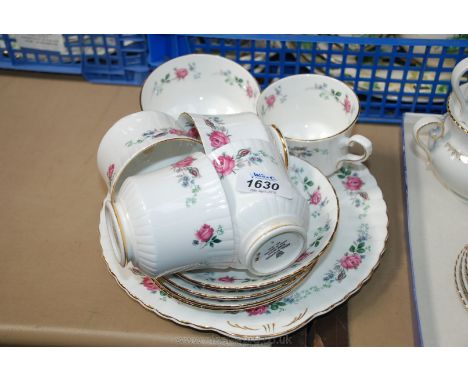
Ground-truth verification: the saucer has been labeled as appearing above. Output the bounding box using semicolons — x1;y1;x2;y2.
159;258;318;302
153;266;312;311
99;163;388;340
140;54;260;118
174;155;339;291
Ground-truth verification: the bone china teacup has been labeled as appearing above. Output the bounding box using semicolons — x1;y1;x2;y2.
257;74;372;176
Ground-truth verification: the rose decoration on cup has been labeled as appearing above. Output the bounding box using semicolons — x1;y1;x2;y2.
104;152;237;277
208;139;309;276
257;74;373;176
97;110;203;198
178;112;289;168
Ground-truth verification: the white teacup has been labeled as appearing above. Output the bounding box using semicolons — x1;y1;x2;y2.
257;74;372;176
450;56;468;124
104;152;236;277
97;110;202;197
140;54;260;118
178;111;289;168
208;139;309;275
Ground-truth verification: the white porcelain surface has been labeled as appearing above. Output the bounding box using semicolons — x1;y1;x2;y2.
106;152;236;277
413;114;468;200
257;74;372;176
97;110;202;195
179;155;339;290
141;54;260;118
450;57;468;123
99;163;387;341
208;140;309;275
178;112;287;166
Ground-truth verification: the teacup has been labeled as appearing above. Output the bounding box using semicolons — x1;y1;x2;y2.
140;54;260;118
104;152;236;277
450;56;468;124
97;110;203;197
178;111;289;167
257;74;372;176
208;139;309;275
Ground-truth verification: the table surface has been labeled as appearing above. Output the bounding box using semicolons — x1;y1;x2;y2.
0;70;415;346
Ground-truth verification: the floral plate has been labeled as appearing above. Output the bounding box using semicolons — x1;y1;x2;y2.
99;163;388;341
173;156;339;291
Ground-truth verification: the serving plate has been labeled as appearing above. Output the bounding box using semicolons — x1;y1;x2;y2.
99;162;388;341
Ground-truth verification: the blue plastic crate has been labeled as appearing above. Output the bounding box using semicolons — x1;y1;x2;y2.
147;34;468;124
0;34;150;85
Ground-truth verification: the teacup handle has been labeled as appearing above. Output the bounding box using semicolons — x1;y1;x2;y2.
412;116;445;162
337;134;373;167
451;57;468;121
269;124;289;169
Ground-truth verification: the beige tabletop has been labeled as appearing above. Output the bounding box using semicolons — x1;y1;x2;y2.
0;70;415;346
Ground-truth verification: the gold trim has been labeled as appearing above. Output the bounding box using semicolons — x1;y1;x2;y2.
454;246;468;309
154;263;314;312
262;323;275;333
100;181;388;341
447;93;468;135
445;142;468;164
175;161;340;292
227;322;259;331
270;124;289;169
110;136;203;202
159;267;306;301
282;308;308;328
109;201;129;267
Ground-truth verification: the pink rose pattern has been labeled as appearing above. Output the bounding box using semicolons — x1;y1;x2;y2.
246;305;269;316
107;164;115;186
309;190;321;205
153;62;200;95
209;130;230;149
340;254;362;270
314;83;354;115
172;156;194;169
265;94;276;107
142;276;160;292
193;224;224;248
246;83;254;98
212;154;236;177
344;176;364;191
259;85;287;116
175;67;188;80
344;95;352;113
203;117;231;150
218;276;236;283
219;70;257;101
196;224;214;242
212;148;274;179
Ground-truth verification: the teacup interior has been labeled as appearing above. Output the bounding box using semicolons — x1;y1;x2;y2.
113;139;203;193
142;55;259;118
259;75;359;140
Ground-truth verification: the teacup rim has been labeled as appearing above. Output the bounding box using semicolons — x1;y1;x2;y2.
447;87;468;135
257;73;360;142
109;136;203;202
